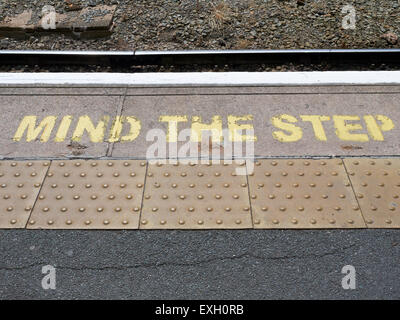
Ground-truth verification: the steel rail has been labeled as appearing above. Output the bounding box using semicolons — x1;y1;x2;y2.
0;49;399;66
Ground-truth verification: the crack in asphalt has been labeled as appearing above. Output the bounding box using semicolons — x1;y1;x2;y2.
0;243;358;272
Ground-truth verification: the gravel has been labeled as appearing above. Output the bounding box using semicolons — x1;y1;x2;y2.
0;0;399;51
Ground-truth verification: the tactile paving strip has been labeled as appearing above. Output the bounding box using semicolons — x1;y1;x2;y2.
248;159;366;229
0;161;49;228
28;160;147;229
344;158;400;228
140;161;252;229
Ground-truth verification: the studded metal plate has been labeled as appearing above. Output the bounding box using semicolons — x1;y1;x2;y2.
344;158;400;228
28;160;147;229
0;161;49;228
140;161;252;229
248;159;366;229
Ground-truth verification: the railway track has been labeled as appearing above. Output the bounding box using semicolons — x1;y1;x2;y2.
0;48;400;70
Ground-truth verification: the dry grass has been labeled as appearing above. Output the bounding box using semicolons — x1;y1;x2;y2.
235;38;252;49
208;1;231;30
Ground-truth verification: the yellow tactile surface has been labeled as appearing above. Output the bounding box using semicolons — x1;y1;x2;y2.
140;161;252;229
0;158;400;229
248;159;365;229
0;161;49;228
344;158;400;228
27;160;146;229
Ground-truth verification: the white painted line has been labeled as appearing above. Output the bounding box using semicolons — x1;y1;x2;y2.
0;71;400;86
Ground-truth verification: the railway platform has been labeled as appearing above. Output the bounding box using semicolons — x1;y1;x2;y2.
1;71;400;230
